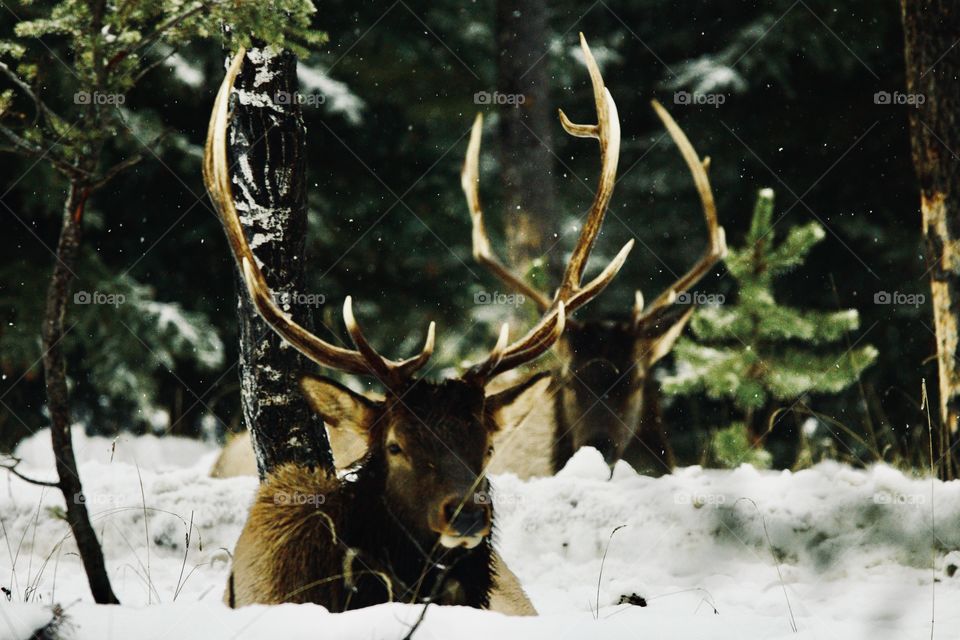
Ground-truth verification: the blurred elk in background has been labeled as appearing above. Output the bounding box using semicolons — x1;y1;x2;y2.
465;75;727;477
205;37;630;612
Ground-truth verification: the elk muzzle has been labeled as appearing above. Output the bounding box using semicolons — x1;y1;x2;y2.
432;494;492;548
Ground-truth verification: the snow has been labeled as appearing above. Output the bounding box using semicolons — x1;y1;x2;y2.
296;64;366;125
1;431;958;639
165;53;204;89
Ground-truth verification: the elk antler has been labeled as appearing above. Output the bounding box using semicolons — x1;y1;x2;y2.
463;33;633;383
204;50;435;388
633;100;727;326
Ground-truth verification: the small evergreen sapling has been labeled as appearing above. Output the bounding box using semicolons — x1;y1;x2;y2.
663;188;877;466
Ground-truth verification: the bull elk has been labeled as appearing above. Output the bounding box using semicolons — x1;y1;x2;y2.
204;36;631;612
464;60;727;476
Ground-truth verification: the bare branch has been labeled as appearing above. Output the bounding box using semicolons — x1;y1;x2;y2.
0;457;59;488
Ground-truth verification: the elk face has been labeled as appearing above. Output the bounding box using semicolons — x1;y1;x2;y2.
555;304;695;471
557;320;644;467
301;374;549;549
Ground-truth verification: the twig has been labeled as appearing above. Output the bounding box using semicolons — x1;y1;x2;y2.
173;510;194;601
921;379;935;640
0;59;58;124
0;457;59;488
89;129;170;191
135;462;152;604
401;559;460;640
132;48;180;85
735;498;797;633
595;525;627;619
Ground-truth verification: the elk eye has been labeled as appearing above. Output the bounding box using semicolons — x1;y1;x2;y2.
387;442;402;455
487;445;494;457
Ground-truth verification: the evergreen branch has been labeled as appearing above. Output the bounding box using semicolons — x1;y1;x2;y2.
0;123;93;179
89;129;170;191
106;2;215;73
133;48;180;85
0;59;59;126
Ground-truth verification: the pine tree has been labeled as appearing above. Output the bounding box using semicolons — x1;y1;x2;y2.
663;189;878;460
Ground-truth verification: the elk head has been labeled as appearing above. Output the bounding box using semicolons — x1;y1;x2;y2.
204;40;630;550
462;42;726;472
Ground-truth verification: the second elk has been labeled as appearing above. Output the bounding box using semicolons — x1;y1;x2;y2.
464;40;727;477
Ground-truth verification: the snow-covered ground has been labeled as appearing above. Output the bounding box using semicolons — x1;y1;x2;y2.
1;429;958;639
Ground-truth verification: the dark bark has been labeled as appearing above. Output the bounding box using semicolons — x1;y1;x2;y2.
42;183;119;604
227;47;334;478
495;1;560;280
901;0;960;478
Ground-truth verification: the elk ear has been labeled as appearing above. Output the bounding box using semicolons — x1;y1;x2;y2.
300;375;380;434
636;303;695;365
486;371;552;432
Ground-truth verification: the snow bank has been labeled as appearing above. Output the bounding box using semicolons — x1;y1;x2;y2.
1;431;957;639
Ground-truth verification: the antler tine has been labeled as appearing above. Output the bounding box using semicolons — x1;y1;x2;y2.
553;32;630;311
461;114;552;311
204;50;434;386
343;297;436;383
464;322;510;383
465;34;630;383
635;100;728;325
487;302;566;378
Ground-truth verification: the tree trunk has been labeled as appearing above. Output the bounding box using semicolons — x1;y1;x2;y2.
495;1;560;283
42;183;119;604
227;47;334;478
901;0;960;479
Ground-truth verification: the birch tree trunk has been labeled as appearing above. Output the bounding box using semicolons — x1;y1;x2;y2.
902;0;960;478
495;1;559;282
227;47;334;477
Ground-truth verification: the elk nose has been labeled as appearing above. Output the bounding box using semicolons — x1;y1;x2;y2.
584;435;617;467
440;496;491;537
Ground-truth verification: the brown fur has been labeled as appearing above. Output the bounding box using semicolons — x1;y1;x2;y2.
227;375;549;613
